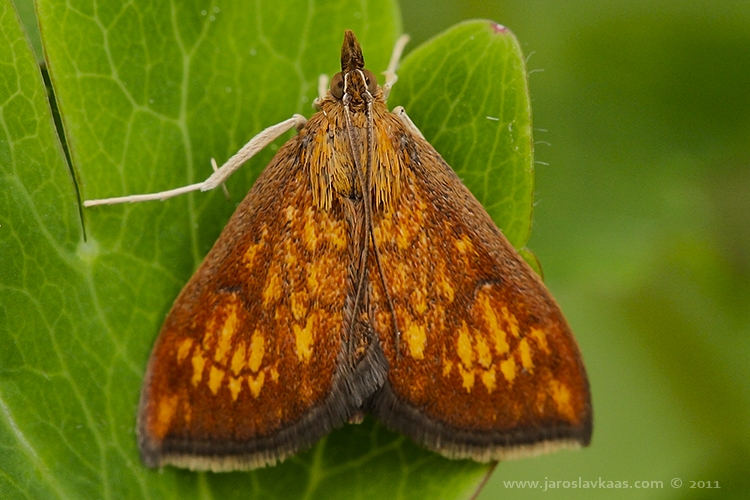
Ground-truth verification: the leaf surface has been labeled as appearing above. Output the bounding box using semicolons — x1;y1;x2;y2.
1;2;533;498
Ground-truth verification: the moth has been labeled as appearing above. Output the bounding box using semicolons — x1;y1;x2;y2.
85;29;591;471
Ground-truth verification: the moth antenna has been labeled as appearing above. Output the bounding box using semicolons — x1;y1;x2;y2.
343;99;370;349
202;114;307;190
363;91;402;356
82;182;205;207
382;34;410;99
313;74;329;110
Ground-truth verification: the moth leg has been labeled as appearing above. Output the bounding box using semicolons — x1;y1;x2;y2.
313;74;329;110
211;158;231;201
391;106;425;140
84;114;307;207
382;34;410;99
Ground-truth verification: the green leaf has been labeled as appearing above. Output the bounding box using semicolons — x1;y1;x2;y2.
0;1;88;499
1;2;534;498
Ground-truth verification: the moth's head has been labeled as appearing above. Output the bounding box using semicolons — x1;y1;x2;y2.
329;30;378;106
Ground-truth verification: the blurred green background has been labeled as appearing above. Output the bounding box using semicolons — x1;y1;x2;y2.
13;0;750;498
399;0;750;498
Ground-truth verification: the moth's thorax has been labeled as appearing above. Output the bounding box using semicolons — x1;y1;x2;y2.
302;91;405;215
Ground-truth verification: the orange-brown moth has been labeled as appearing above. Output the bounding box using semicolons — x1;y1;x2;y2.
85;29;591;471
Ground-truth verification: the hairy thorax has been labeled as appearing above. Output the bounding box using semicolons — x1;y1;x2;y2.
300;96;409;214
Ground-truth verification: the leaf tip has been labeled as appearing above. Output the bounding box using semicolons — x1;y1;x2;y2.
490;22;509;34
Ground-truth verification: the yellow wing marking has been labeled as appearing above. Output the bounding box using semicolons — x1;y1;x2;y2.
262;272;283;306
403;316;427;360
549;379;575;420
519;338;534;372
248;329;265;372
230;341;247;376
214;303;240;364
293;313;315;362
500;357;517;383
228;376;243;401
248;372;266;398
443;287;557;392
176;338;193;363
191;352;206;387
481;368;497;393
208;366;225;395
174;293;278;400
153;394;179;439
